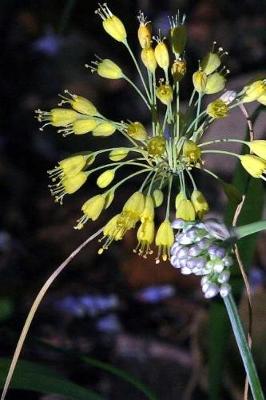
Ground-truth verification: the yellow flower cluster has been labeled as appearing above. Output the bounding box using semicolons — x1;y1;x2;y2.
36;4;266;262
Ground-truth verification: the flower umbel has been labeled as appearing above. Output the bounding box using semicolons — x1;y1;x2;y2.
37;4;265;268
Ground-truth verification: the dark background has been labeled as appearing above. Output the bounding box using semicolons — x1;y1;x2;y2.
0;0;266;399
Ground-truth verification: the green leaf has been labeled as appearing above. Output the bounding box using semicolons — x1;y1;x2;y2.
235;220;266;239
35;339;158;400
0;358;103;400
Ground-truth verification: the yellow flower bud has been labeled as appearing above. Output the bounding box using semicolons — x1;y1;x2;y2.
182;140;201;163
59;155;87;177
147;137;166;156
156;84;173;105
154;41;169;71
109;148;129;161
239;154;266;178
155;219;174;263
127;121;147;140
191;190;209;218
35;108;79;129
141;48;157;73
192;71;207;93
176;199;196;221
93;122;116;137
152;189;164;207
137;13;152;49
205;72;226;94
141;195;155;222
200;52;221;75
171;59;186;82
96;4;127;43
242;80;266;103
75;195;106;229
97;169;115;188
248;140;266;160
62;171;88;194
66;94;98;116
170;25;187;57
175;191;186;210
97;59;123;79
206;99;229;119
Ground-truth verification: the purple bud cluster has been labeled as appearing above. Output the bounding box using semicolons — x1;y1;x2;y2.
170;219;233;298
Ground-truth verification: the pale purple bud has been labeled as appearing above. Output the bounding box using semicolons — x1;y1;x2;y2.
188;245;202;257
220;283;231;297
197;238;211;250
208;245;219;256
215;247;226;259
213;260;224;273
179;258;188;267
204;283;219;298
181;266;192;275
218;270;230;284
178;233;194;245
171;219;185;229
223;255;233;267
177;247;189;258
170;242;182;255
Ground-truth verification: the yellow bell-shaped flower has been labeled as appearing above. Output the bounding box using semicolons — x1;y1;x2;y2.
191;190;209;218
206;99;229;119
200;52;221;75
141;48;157;73
141;195;155;222
176;198;196;221
205;72;226;94
127;122;147;140
192;70;207;93
136;219;155;257
156;84;173;105
97;59;123;79
59;155;87;177
96;4;127;43
154;41;169;71
248;140;266;160
239;154;266;178
155;219;174;263
137;13;152;49
93;122;116;137
242;80;266;103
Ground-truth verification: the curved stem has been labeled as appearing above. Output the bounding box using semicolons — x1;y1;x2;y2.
0;228;104;400
201;149;240;158
223;293;265;400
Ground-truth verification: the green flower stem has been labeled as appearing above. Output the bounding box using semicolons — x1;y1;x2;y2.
175;82;180;139
201;149;240;158
199;138;248;147
224;293;265;400
193;93;202;135
123;76;151;110
124;41;151;103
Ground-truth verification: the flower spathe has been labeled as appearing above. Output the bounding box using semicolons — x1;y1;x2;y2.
37;4;265;265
